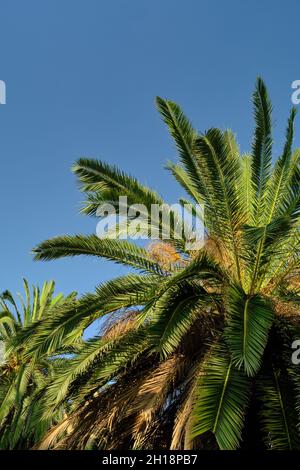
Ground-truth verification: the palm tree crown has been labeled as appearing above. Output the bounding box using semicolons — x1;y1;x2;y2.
5;78;300;450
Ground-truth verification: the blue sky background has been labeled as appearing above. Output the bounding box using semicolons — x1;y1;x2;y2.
1;0;299;327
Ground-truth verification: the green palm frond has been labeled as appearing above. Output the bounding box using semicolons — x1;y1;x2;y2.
72;158;190;251
156;97;204;199
263;108;296;223
33;235;164;275
193;128;244;280
258;364;300;450
244;215;292;293
166;161;203;205
239;154;254;224
73;158;163;208
0;374;18;424
251;77;273;222
1;290;22;324
191;343;251;449
17;274;160;359
224;285;274;375
0;310;17;341
150;280;217;358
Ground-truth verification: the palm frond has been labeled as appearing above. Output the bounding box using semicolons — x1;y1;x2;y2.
257;363;300;449
251;77;273;222
191;343;251;450
16;274;160;359
224;285;274;375
193;128;244;281
33;235;164;275
263;108;296;223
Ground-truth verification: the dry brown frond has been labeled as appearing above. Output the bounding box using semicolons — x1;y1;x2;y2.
273;298;300;318
170;356;206;450
130;355;181;448
171;384;195;450
287;272;300;292
101;310;138;342
34;414;76;450
55;354;160;449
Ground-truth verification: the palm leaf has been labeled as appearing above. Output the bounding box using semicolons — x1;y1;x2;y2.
251;77;273;222
33;235;164;275
257;363;300;449
191;343;251;450
224;285;274;375
264;108;296;223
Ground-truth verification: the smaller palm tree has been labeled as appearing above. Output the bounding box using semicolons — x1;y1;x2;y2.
0;279;76;449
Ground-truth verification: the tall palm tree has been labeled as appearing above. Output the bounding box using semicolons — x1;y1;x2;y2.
0;279;76;449
18;78;300;450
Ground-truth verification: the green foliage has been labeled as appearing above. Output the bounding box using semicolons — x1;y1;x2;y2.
1;78;300;450
224;285;274;376
192;344;251;449
0;280;76;449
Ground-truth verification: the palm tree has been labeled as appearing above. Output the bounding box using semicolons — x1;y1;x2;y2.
0;279;76;449
19;78;300;450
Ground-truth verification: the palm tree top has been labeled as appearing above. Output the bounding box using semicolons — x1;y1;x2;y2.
4;78;300;450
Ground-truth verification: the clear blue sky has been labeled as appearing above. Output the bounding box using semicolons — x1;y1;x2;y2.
1;0;299;303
